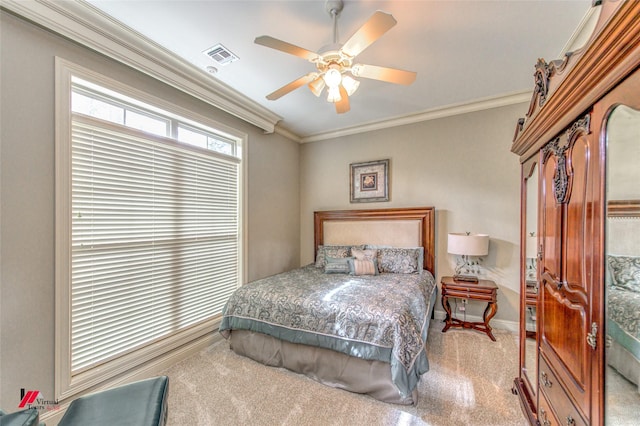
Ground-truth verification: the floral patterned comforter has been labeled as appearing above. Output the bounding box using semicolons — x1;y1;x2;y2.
219;264;437;397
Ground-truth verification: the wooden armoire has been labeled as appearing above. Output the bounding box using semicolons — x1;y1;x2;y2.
512;1;640;425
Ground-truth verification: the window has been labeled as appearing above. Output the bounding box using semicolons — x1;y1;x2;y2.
55;59;245;399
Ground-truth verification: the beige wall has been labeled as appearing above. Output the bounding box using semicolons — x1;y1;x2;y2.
0;11;299;408
300;104;526;326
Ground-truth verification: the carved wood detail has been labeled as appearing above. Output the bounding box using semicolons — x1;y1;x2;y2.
524;56;574;120
512;0;640;160
541;114;590;204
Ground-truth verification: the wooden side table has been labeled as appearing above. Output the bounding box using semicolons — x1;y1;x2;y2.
441;276;498;341
524;280;538;339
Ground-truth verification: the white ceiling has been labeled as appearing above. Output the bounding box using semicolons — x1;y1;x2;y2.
85;0;592;140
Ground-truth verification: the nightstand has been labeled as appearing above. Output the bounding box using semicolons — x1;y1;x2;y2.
441;276;498;341
525;280;538;339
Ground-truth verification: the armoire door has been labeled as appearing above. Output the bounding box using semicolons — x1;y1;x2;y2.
538;113;600;425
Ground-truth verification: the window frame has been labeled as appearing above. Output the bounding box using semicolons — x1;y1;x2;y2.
55;57;247;400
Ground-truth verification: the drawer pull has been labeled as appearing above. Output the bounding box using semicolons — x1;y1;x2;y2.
541;371;553;388
566;415;575;426
540;408;551;426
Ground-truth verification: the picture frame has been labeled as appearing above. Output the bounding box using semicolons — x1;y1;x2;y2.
350;159;389;203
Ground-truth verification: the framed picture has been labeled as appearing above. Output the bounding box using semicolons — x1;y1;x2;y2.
350;159;389;203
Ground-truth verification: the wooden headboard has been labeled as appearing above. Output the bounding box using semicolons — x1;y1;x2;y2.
608;200;640;217
314;207;436;275
607;200;640;255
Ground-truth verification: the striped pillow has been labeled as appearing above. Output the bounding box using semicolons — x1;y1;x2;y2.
348;258;378;276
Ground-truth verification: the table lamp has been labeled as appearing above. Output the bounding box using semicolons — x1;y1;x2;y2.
448;232;490;282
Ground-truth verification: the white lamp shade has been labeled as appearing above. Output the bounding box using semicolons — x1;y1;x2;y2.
447;233;489;256
308;77;325;97
341;75;360;96
326;86;341;102
526;235;537;258
323;68;342;88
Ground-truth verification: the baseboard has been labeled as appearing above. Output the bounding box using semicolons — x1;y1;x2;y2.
40;332;221;425
432;309;519;334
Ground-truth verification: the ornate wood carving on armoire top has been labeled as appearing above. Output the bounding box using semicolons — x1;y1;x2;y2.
511;1;640;425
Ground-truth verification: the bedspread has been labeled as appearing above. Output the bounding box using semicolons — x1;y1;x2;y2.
219;264;436;397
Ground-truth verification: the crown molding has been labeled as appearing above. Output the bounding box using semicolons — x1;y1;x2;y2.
274;125;302;143
299;90;531;143
1;0;282;134
559;4;600;56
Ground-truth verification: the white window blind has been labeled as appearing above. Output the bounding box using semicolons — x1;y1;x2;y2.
70;114;240;372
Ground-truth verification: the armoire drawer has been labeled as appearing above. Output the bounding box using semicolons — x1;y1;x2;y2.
538;391;560;426
538;356;587;426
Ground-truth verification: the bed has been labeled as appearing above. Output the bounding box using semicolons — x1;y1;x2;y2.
219;207;437;405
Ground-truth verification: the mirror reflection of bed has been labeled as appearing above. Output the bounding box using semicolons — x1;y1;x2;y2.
605;105;640;423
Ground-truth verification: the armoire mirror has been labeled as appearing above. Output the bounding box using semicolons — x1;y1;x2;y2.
521;159;539;399
605;104;640;423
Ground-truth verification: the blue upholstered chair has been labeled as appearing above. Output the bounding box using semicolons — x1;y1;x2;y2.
0;407;43;426
57;376;169;426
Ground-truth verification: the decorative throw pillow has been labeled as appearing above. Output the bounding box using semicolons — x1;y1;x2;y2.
315;245;366;268
315;245;351;268
607;254;640;292
324;256;353;274
348;258;379;276
351;248;378;261
377;247;424;274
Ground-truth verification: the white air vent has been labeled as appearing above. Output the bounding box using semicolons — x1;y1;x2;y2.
203;44;239;66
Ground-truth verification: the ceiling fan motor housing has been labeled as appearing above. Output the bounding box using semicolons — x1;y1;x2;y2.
325;0;344;18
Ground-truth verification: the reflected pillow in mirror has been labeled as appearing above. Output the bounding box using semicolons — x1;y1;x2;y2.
607;254;640;292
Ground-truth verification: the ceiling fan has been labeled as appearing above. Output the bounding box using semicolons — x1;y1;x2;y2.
255;0;417;114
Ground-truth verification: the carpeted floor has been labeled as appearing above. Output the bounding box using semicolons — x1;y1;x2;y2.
162;323;527;425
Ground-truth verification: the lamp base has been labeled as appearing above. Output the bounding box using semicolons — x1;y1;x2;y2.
453;274;479;282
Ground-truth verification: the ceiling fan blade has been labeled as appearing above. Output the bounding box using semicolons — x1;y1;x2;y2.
255;35;319;61
335;85;350;114
351;64;416;85
341;11;397;58
266;73;317;100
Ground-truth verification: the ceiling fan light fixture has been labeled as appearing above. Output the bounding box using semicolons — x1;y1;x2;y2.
323;67;342;88
308;77;326;97
327;85;342;103
341;75;360;96
256;3;415;113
